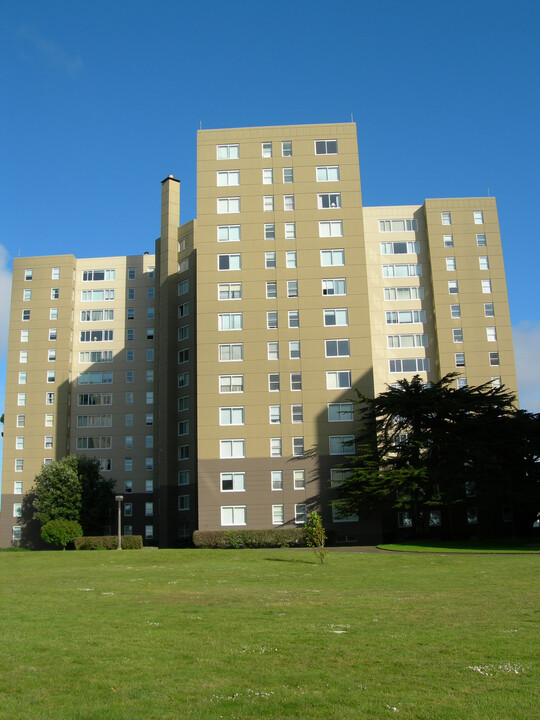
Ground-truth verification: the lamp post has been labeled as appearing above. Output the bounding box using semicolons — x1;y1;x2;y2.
115;495;123;550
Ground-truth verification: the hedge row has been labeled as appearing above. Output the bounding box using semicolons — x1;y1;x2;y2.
193;527;305;549
74;535;143;550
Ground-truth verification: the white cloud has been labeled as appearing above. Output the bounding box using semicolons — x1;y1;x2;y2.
18;25;83;76
513;321;540;413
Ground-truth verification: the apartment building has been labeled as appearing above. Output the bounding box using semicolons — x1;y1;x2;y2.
0;122;518;547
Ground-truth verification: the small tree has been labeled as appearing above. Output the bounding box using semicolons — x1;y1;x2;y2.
33;455;82;525
41;519;83;550
304;511;328;564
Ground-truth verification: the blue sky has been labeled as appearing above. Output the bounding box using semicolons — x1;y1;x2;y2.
1;0;539;467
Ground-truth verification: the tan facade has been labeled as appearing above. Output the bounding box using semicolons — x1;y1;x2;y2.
0;122;518;547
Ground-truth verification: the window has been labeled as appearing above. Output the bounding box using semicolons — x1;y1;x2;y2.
316;166;339;182
486;327;497;342
145;457;154;471
448;281;459;294
221;506;246;526
443;234;454;248
219;313;242;331
450;304;461;319
289;341;301;359
271;471;283;490
270;438;282;457
217;197;240;214
146;413;154;425
398;512;413;528
262;169;273;184
325;339;350;357
14;481;23;494
329;435;355;455
23;289;32;301
178;303;190;320
484;303;495;318
24;268;33;280
221;472;246;492
283;168;294;183
379;219;418;232
147;308;155;321
322;248;345;268
20;330;29;343
384;286;424;301
319;221;343;237
220;407;244;425
19;351;28;363
482;280;492;293
177;348;188;364
318;193;341;209
262;142;272;157
125;371;134;384
13;503;22;518
145;525;154;540
15;459;24;472
491;376;502;389
293;470;305;490
268;373;280;391
453;329;463;343
287;280;298;298
292;437;304;456
269;405;281;424
266;281;277;299
126;329;134;340
288;310;299;328
49;328;57;341
178;446;189;460
467;508;478;525
267;342;279;360
387;334;428;349
18;393;26;406
282;141;292;156
178;420;189;436
44;436;54;449
146;391;154;404
441;212;452;225
455;353;466;367
267;311;278;329
284;222;296;239
386;310;426;324
264;223;275;240
16;436;24;450
272;505;284;525
219;343;243;361
220;439;245;458
290;372;302;391
474;211;484;224
217;144;239;159
218;254;241;271
381;241;420;255
295;504;307;524
265;252;276;269
220;375;244;393
326;370;351;389
146;349;155;362
291;404;303;423
47;349;57;362
315;140;337;155
476;234;487;247
18;372;27;384
285;251;297;268
479;256;489;270
46;370;55;383
178;279;189;295
217;170;240;186
127;288;135;300
328;402;354;422
178;327;189;343
218;282;242;301
446;257;456;271
324;309;348;326
17;415;25;427
22;309;30;321
284;195;295;211
389;358;430;373
178;373;189;388
263;196;274;212
178;470;189;485
81;289;115;302
489;352;500;366
382;264;422;278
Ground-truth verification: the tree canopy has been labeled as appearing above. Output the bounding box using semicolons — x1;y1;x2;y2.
333;374;540;537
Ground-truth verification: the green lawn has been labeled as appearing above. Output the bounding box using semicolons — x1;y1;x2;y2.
1;548;538;720
378;538;540;553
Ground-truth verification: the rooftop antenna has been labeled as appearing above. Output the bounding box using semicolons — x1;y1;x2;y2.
487;187;491;196
351;112;354;122
200;120;202;129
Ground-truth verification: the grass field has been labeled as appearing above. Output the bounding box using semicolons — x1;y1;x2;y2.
1;548;538;720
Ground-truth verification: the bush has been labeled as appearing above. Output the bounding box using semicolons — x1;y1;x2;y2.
41;519;83;550
74;535;143;550
193;527;305;549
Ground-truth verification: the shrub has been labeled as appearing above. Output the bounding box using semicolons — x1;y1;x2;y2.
304;511;328;564
193;527;305;549
41;519;83;550
74;535;143;550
